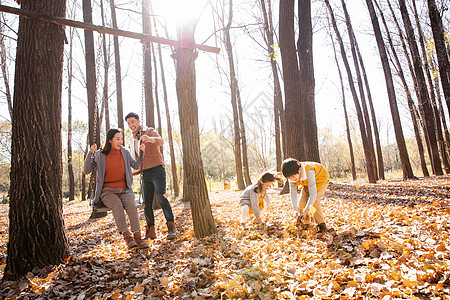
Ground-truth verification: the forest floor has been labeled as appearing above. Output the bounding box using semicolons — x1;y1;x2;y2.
0;176;449;299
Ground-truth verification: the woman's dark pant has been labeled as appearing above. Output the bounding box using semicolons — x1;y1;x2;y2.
142;165;174;226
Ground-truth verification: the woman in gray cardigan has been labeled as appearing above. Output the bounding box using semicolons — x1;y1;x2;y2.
84;128;147;249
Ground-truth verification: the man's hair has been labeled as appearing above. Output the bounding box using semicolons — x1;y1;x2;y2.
282;158;301;178
125;112;139;121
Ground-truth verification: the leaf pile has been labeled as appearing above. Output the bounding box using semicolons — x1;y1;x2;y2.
0;176;449;299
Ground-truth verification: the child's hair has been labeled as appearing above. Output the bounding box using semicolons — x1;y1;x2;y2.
281;158;301;178
102;128;123;155
253;172;280;193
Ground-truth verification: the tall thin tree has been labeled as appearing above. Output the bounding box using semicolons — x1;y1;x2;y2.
325;0;377;182
175;23;215;237
366;0;415;180
108;0;124;133
341;0;378;179
143;0;154;127
223;0;245;189
67;24;75;201
411;0;450;173
260;0;284;176
427;0;450;118
399;0;443;175
329;25;357;181
376;0;429;177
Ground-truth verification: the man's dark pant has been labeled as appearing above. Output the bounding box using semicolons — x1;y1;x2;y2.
142;165;174;226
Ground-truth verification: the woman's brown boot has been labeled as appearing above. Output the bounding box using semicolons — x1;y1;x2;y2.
133;231;149;249
145;225;156;240
122;230;137;249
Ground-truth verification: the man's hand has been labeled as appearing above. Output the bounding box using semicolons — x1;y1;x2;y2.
139;143;146;151
141;135;156;143
254;217;262;224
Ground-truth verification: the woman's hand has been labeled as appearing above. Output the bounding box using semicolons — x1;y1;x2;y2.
139;143;146;151
90;144;97;153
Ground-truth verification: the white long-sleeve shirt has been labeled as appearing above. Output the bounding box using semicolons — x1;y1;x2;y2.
289;166;318;212
239;183;270;218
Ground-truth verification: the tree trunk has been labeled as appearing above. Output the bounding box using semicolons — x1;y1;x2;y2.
366;0;415;180
153;17;179;197
399;0;443;175
386;0;430;176
142;0;154;127
223;0;245;189
352;33;384;179
175;24;215;237
427;0;450;118
260;0;284;181
378;0;429;177
0;3;12;121
4;0;69;281
412;0;450;174
279;0;304;160
109;0;124;134
151;41;164;163
330;27;357;181
158;41;180;198
341;0;377;179
83;0;100;147
100;0;110;132
297;0;319;162
431;58;450;169
236;88;251;186
68;26;75;201
325;0;377;183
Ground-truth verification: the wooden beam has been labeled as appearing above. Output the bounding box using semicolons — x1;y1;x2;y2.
0;4;220;54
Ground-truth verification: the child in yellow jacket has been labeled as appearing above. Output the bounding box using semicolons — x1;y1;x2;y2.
282;158;329;233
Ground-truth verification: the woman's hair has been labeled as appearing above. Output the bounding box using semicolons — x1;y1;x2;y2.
102;128;123;155
253;172;280;193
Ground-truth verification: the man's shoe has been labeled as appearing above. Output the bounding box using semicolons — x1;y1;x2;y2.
167;221;177;240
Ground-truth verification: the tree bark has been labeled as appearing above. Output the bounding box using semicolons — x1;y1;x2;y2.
223;0;245;189
330;27;356;181
142;0;154;127
427;0;450;118
175;24;215;237
377;0;428;177
297;0;319;162
4;0;69;281
399;0;443;175
108;0;124;134
68;26;75;201
279;0;304;160
325;0;377;183
366;0;415;180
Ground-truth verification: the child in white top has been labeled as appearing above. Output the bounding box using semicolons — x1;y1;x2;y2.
239;172;279;224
